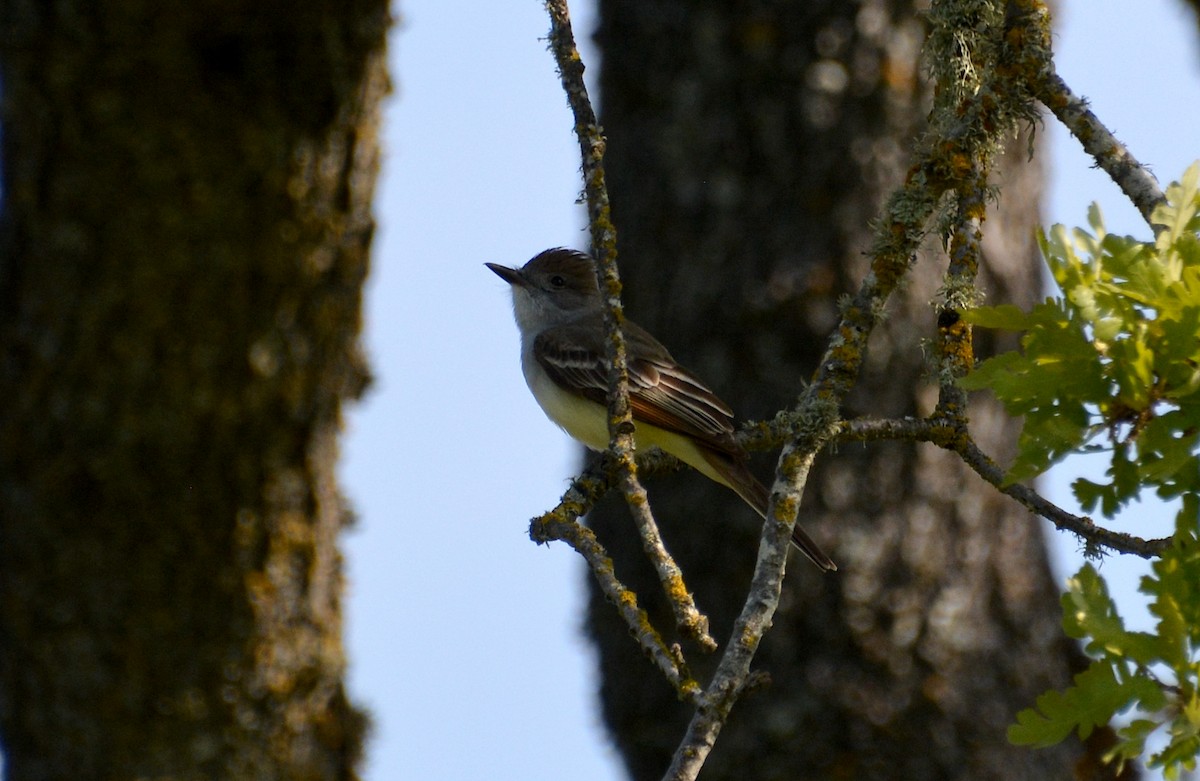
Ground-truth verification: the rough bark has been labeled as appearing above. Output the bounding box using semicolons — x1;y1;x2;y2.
0;3;387;778
586;2;1111;779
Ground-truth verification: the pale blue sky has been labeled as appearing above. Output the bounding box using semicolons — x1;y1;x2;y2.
342;2;1200;779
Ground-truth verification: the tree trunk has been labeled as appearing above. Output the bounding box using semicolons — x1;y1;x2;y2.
586;2;1106;779
0;3;387;778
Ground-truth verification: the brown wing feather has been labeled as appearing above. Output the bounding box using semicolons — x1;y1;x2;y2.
534;316;837;572
534;316;742;455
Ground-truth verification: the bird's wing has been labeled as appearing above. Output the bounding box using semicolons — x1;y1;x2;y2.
534;317;838;573
533;316;739;453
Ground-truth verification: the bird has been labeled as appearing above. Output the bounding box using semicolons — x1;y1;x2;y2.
486;247;836;572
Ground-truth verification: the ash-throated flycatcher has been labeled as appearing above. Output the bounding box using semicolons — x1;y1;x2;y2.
486;248;836;572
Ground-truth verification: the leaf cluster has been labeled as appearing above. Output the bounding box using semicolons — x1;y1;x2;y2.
961;163;1200;775
1008;506;1200;778
961;163;1200;519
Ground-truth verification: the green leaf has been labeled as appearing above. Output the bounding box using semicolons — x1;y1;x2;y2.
960;303;1038;330
1007;409;1090;483
1153;162;1200;247
1108;333;1155;409
959;350;1028;392
1087;202;1108;240
1144;501;1200;651
1156;733;1200;781
1063;564;1159;665
1072;477;1109;516
1109;718;1159;772
1008;664;1130;746
996;164;1200;776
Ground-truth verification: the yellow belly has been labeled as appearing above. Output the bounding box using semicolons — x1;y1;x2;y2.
525;365;730;489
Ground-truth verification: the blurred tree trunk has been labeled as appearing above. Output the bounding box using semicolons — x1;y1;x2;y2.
586;3;1117;779
1182;0;1200;39
0;2;387;778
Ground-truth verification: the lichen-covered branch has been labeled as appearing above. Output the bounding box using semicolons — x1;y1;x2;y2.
839;418;1170;558
1008;0;1166;226
952;438;1169;558
1034;70;1165;228
662;422;833;781
663;3;1055;776
530;487;703;702
543;0;714;651
935;167;987;416
533;398;1166;584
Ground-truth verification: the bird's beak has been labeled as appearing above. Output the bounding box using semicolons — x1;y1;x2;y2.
485;262;525;287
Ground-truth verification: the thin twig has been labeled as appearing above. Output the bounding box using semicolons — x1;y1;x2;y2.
935;162;986;412
531;406;1167;572
839;418;1170;558
1033;70;1166;229
1011;0;1166;227
951;438;1169;558
531;502;703;703
544;0;714;651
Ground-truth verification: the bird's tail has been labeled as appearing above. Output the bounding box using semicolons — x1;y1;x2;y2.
703;451;837;572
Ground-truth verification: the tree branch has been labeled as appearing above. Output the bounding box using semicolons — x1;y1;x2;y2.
544;0;714;651
839;418;1171;558
530;481;703;703
664;1;1020;773
1011;0;1167;227
665;3;1076;773
1034;72;1166;230
662;418;834;781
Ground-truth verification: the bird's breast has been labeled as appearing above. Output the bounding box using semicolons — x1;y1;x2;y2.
522;351;611;450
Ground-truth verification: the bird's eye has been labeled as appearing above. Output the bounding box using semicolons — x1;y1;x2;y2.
549;274;566;288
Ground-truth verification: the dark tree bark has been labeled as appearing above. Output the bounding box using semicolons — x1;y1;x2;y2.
585;3;1115;779
0;3;387;778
